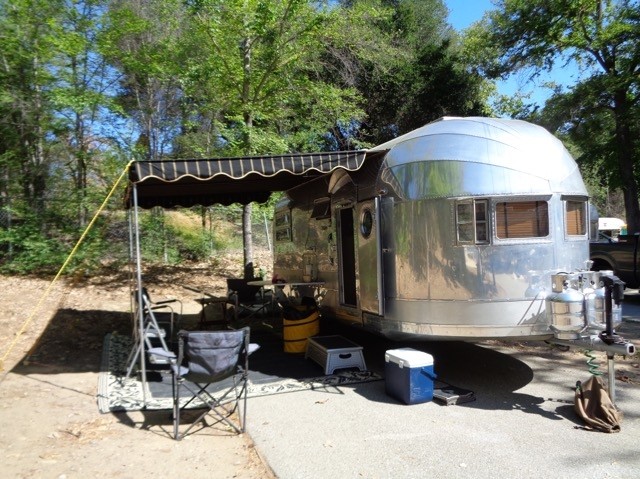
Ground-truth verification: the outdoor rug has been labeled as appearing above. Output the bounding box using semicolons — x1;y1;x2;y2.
98;333;382;413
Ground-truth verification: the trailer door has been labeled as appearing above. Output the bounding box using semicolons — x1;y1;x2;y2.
337;205;357;307
357;198;383;314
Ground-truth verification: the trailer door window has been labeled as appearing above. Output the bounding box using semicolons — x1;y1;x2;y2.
565;200;587;235
456;200;488;244
360;208;373;239
496;201;549;238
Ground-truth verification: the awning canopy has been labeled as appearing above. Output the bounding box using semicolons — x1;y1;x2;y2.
126;150;368;208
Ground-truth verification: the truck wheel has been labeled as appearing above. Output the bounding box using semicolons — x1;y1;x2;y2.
591;259;613;272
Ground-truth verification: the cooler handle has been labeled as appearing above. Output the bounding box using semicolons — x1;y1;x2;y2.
420;368;437;380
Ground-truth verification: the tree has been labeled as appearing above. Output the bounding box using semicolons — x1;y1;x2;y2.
323;0;490;147
49;0;119;227
184;0;364;276
394;38;491;133
0;0;60;215
533;83;633;220
465;0;640;232
0;0;127;272
102;0;187;161
389;0;490;134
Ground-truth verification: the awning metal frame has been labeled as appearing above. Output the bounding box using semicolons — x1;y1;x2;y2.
126;149;373;403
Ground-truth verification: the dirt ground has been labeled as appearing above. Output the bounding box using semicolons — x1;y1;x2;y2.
2;250;640;478
0;251;277;479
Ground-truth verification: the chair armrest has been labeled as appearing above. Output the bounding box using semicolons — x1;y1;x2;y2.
155;298;180;306
152;298;183;316
148;347;176;359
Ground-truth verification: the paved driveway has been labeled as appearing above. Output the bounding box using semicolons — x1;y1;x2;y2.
247;295;640;479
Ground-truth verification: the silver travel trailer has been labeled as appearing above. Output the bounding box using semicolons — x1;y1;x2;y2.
126;116;634;404
273;116;599;341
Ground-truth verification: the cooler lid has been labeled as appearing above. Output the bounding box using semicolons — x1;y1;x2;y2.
385;348;433;368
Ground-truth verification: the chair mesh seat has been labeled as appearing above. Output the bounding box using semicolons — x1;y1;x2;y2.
170;327;252;440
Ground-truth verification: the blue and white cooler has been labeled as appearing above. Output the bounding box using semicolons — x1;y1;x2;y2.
384;348;436;404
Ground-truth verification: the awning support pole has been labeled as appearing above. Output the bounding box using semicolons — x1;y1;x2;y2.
132;183;148;405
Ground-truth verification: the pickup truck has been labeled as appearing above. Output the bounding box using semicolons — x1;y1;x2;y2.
590;233;640;288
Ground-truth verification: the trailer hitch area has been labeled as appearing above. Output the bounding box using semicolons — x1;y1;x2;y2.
601;274;625;305
598;330;635;350
600;274;628;347
545;333;636;406
546;335;636;356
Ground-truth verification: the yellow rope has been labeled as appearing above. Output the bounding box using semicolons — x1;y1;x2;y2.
0;160;134;372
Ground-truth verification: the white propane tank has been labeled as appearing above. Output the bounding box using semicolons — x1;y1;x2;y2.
546;273;586;339
584;270;622;332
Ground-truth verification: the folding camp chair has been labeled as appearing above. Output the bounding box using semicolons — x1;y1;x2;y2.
226;278;272;322
126;288;182;378
161;328;256;440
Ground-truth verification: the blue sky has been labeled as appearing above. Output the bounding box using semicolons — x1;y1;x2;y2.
445;0;582;108
446;0;491;29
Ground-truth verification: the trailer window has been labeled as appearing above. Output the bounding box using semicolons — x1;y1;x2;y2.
456;200;488;244
565;200;587;235
496;201;549;239
275;210;292;243
311;198;331;220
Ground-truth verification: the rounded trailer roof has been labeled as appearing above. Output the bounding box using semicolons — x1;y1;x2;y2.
372;117;587;197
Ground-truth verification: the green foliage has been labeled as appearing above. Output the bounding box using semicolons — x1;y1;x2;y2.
466;0;640;232
0;208;130;275
395;39;491;133
0;0;60;210
491;91;539;120
0;0;550;276
534;82;637;220
179;0;366;155
136;208;247;264
324;0;491;146
102;0;188;161
0;221;67;274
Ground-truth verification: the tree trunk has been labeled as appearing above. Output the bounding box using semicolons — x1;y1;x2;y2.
613;91;640;233
243;204;254;279
75;112;88;227
241;26;254;279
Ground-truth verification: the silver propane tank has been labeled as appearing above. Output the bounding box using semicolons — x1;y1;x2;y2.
546;273;586;339
583;270;622;332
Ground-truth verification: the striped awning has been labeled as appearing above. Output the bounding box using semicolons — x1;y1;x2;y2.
126;150;368;208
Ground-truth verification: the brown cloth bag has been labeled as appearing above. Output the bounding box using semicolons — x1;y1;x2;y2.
574;375;621;433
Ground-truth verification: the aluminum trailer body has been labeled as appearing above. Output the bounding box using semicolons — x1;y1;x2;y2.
273;117;591;340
